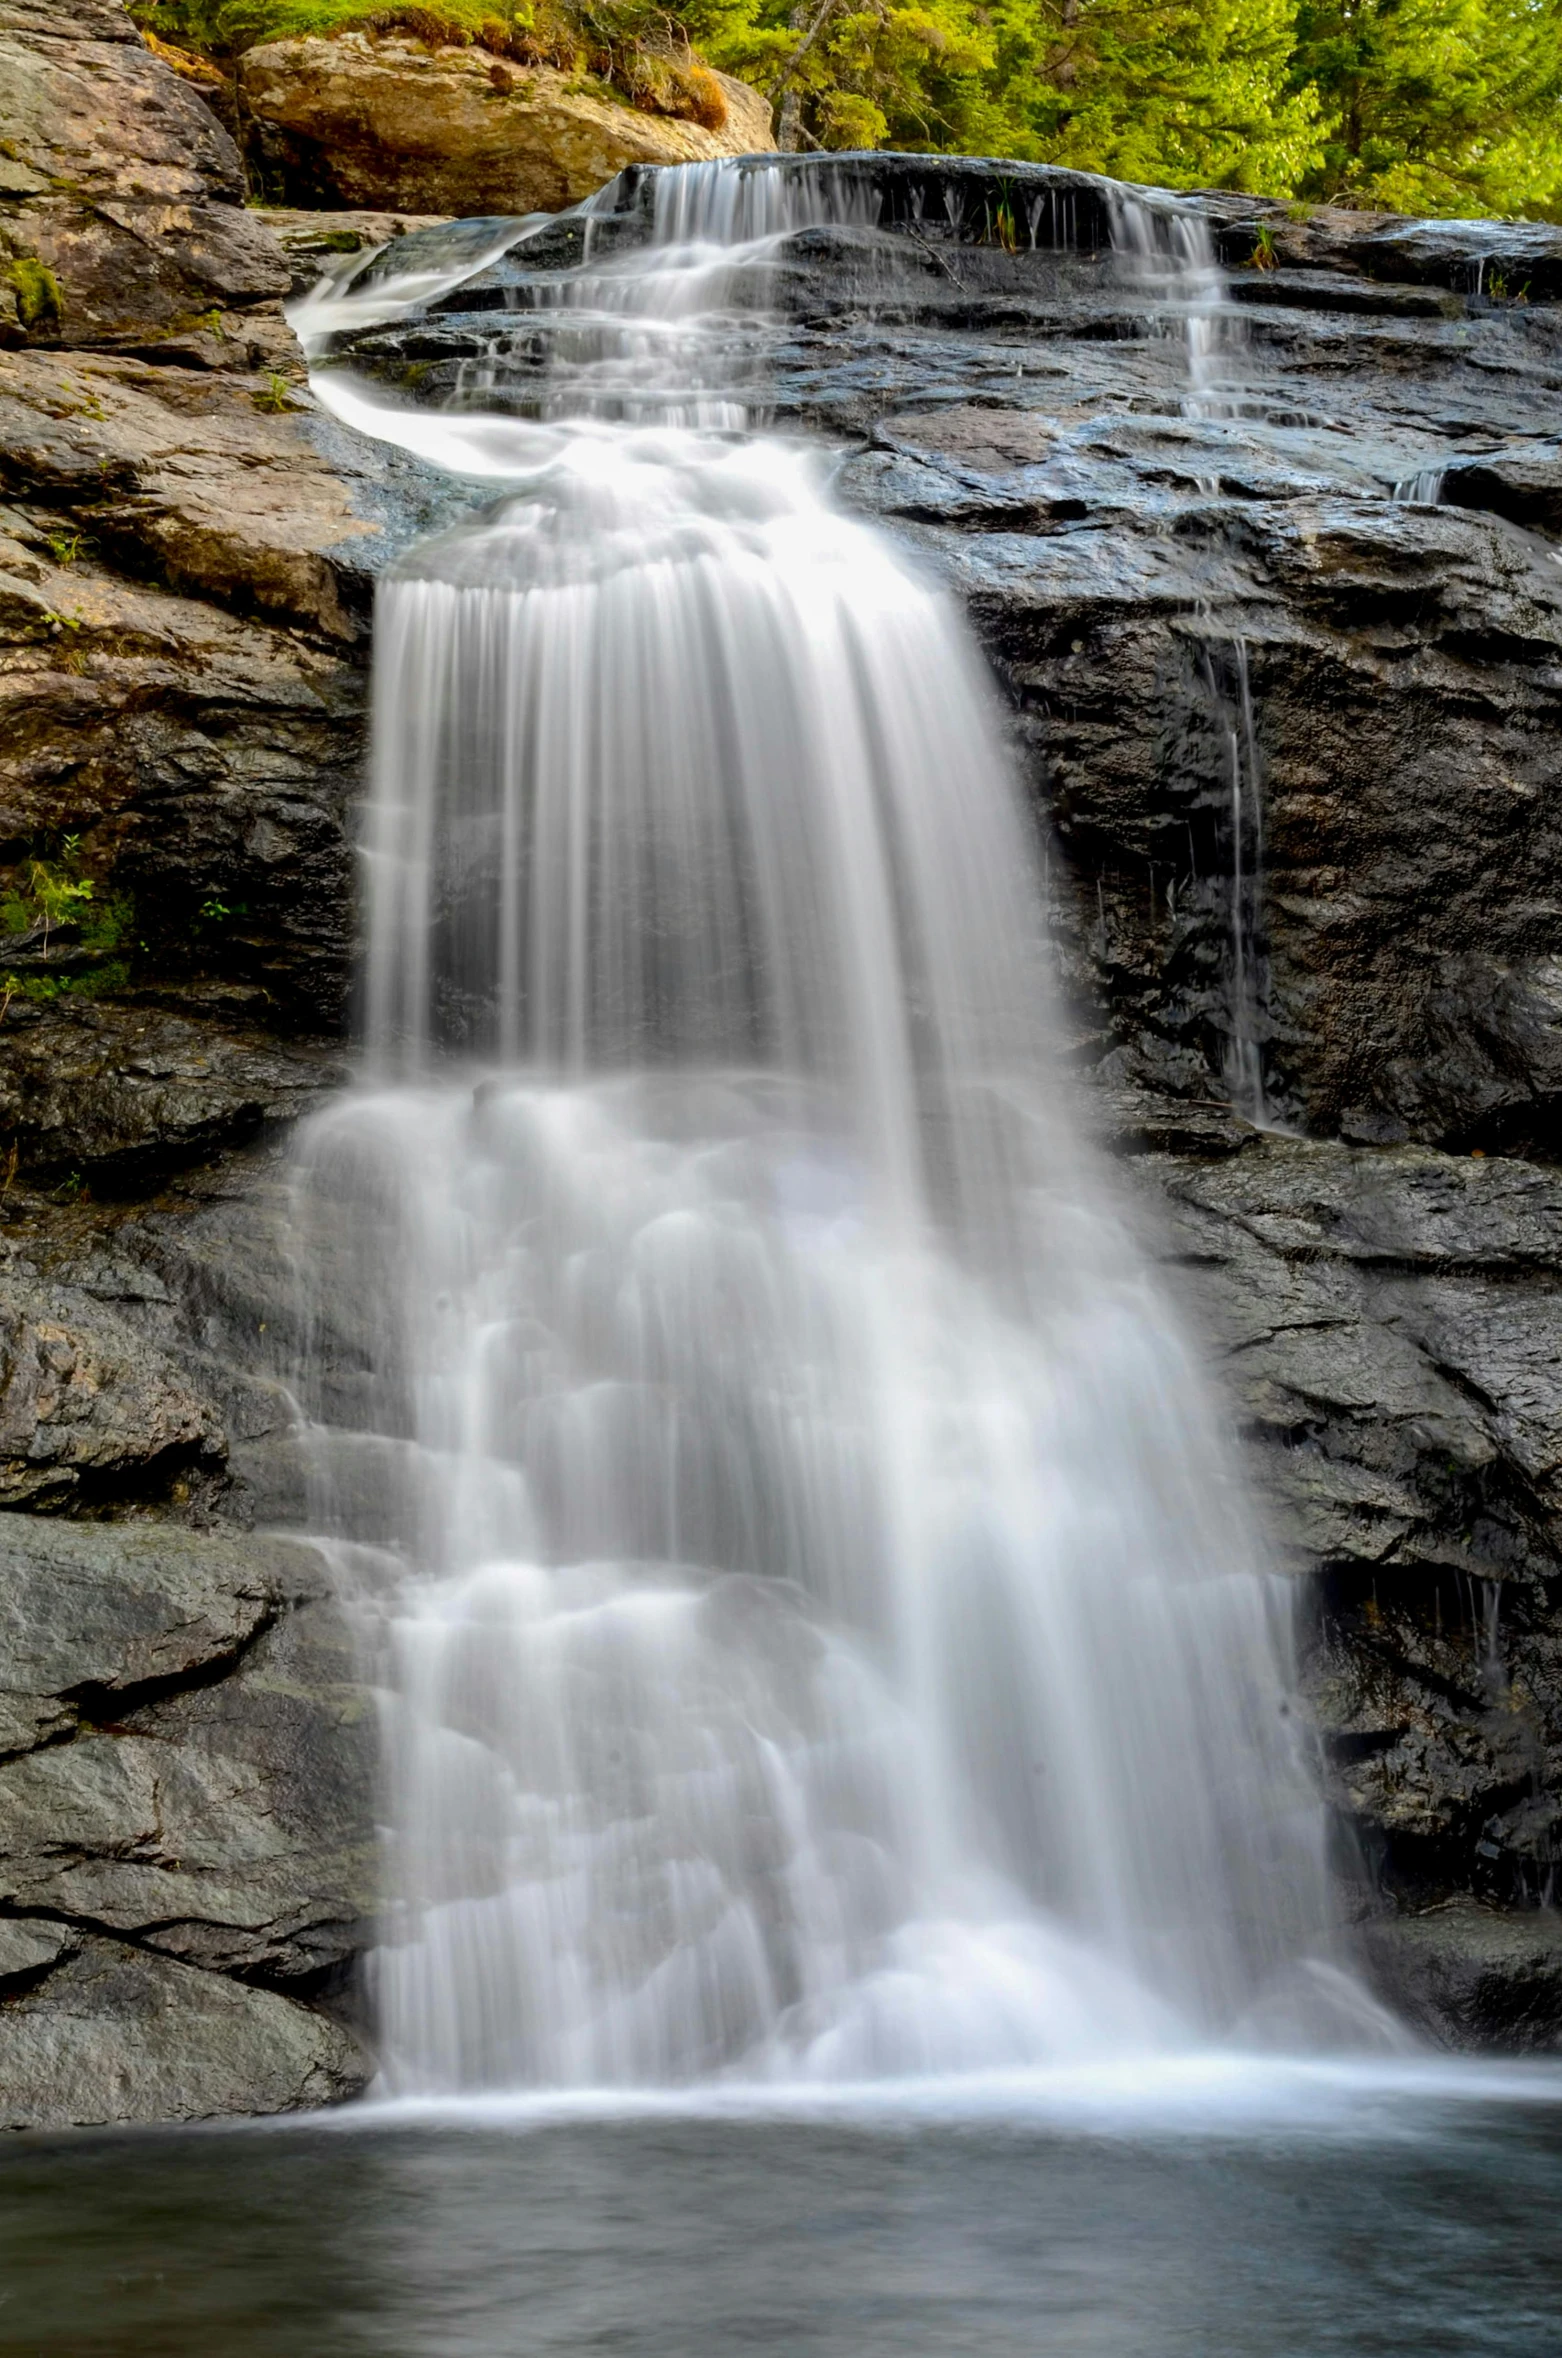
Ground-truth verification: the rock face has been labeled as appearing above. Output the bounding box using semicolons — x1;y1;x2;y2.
238;33;774;216
0;78;465;1185
0;1516;373;2126
0;0;451;2126
0;0;287;345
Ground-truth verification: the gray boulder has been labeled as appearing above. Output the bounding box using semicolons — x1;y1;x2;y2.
0;1515;374;2125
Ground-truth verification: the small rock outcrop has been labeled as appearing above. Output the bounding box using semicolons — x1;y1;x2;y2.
0;1517;374;2127
0;0;288;345
238;32;775;215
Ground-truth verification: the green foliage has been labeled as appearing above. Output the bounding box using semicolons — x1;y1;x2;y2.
131;0;500;53
128;0;1562;214
1;843;95;944
974;0;1325;189
1290;0;1562;216
3;960;131;1006
249;370;300;411
0;839;133;1005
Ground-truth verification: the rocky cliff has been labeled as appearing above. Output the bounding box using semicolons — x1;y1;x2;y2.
0;0;436;2122
1;4;1561;2124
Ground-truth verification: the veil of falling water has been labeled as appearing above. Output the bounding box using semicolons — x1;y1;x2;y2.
290;161;1382;2095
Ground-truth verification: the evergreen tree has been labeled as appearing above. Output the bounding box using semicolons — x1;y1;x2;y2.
983;0;1324;191
1291;0;1562;218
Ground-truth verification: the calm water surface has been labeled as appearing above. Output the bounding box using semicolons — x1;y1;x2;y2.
2;2075;1561;2356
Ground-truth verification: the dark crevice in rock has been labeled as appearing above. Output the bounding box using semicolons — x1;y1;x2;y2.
60;1597;281;1731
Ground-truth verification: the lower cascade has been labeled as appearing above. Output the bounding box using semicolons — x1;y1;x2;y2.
293;158;1385;2095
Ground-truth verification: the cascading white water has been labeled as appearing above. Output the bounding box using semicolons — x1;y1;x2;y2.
1393;467;1447;505
1107;191;1245;420
293;161;1384;2095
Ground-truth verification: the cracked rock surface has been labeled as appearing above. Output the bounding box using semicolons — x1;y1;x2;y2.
0;1516;373;2126
0;0;287;346
1147;1140;1562;1933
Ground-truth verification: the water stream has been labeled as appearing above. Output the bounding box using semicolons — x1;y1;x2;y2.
289;162;1388;2099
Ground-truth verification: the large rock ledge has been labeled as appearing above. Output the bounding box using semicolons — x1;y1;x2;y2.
238;35;775;216
0;3;1559;2122
0;1516;373;2127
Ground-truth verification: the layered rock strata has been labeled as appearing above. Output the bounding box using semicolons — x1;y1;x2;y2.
0;1517;373;2126
0;0;438;2124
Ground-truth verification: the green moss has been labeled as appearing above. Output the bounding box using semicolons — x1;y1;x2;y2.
0;846;93;939
4;959;130;1005
80;890;133;956
7;258;63;332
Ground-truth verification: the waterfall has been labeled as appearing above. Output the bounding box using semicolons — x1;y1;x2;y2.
1106;191;1245;421
1393;467;1447;505
291;161;1380;2095
1104;199;1284;1130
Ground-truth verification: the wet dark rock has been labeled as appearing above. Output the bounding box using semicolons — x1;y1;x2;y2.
259;207;452;300
1362;1906;1562;2051
0;1514;375;2124
1138;1136;1562;1994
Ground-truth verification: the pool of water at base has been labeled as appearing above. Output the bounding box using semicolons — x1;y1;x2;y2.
3;2070;1562;2357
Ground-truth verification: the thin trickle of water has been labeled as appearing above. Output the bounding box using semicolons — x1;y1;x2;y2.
1107;192;1246;420
290;159;1394;2097
1105;197;1289;1123
1392;467;1447;505
1200;639;1277;1129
